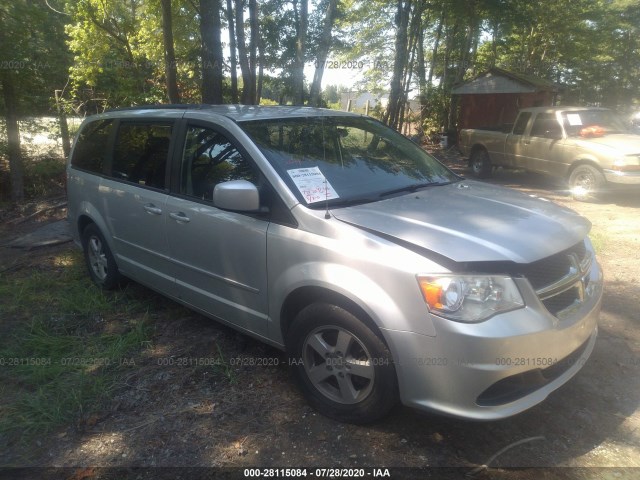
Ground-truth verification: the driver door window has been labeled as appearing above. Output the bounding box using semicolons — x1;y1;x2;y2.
530;113;562;139
180;126;258;201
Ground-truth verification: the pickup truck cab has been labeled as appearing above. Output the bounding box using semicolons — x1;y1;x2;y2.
459;106;640;200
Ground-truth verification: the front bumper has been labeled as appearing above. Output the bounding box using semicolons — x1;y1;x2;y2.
603;169;640;185
382;258;603;420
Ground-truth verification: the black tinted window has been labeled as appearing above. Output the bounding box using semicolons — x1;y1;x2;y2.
512;113;531;135
71;120;113;173
111;123;172;189
180;126;258;200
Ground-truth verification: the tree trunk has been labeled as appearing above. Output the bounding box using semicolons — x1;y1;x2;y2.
1;71;24;203
292;0;308;105
398;0;422;132
470;21;480;77
308;0;338;107
384;0;412;129
199;0;224;104
256;37;264;103
490;17;498;68
427;9;444;90
55;90;71;159
249;0;258;104
226;0;239;103
416;9;428;126
161;0;180;103
441;20;458;131
448;8;478;132
235;0;254;104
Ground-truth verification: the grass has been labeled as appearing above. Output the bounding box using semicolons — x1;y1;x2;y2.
589;228;608;254
211;341;237;384
0;250;153;442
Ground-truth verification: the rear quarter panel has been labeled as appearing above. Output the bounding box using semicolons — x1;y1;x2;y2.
460;129;508;165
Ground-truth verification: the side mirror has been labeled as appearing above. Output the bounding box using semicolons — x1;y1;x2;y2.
213;180;260;212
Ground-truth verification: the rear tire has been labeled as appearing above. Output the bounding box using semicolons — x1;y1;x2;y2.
81;224;121;290
286;303;398;424
470;149;492;178
568;164;605;202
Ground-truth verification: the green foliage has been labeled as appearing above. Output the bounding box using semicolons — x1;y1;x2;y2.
0;1;72;115
259;98;279;106
0;251;153;441
323;84;340;103
3;0;639;129
23;156;66;198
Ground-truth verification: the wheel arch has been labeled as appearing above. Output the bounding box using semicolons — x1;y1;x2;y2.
74;203;112;245
468;144;488;165
280;286;388;349
77;214;95;240
567;158;604;178
74;205;119;268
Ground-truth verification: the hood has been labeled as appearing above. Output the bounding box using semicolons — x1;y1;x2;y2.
331;181;590;264
576;133;640;155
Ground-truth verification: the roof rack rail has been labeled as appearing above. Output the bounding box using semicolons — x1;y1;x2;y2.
105;104;218;112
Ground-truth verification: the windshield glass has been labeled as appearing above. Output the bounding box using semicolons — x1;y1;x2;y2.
239;116;458;207
561;110;630;137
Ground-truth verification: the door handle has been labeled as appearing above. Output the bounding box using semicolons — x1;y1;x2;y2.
143;203;162;215
169;212;191;223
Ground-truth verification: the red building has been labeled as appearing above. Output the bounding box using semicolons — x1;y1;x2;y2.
452;67;559;131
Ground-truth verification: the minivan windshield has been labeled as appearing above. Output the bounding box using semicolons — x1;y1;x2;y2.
240;116;459;207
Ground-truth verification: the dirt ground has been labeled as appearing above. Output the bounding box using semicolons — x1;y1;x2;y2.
1;152;639;479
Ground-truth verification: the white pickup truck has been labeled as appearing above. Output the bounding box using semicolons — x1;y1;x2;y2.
458;106;640;200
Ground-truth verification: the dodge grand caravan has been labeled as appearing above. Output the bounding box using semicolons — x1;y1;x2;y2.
67;105;603;423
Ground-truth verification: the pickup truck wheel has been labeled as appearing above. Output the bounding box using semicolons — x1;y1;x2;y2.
470;150;492;178
82;224;121;290
569;164;605;202
286;303;398;424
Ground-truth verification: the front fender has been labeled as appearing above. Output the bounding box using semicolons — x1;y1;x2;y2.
269;261;436;346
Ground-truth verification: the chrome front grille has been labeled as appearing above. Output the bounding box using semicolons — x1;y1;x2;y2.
521;241;592;318
520;242;588;290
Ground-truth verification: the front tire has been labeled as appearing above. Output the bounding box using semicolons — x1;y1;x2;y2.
81;223;121;290
287;303;398;424
470;149;492;178
568;164;605;202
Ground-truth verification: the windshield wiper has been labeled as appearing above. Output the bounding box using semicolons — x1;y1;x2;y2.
309;197;377;209
378;181;451;198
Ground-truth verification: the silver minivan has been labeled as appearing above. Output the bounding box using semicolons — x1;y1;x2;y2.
67;105;603;423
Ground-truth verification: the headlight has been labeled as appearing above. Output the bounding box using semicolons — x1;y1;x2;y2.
417;275;524;322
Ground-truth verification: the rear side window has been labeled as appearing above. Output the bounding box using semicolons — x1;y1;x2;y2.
71;120;113;173
512;113;531;135
111;123;173;189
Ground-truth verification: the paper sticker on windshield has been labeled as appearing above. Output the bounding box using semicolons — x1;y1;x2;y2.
287;167;339;204
566;114;583;126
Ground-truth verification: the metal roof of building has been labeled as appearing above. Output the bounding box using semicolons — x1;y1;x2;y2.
452;68;559;95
